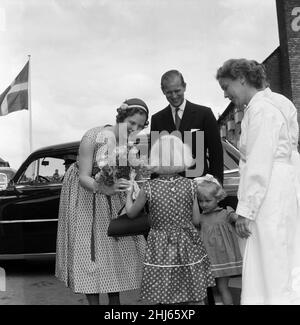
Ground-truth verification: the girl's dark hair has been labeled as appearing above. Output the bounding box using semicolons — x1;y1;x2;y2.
116;98;149;127
216;58;269;89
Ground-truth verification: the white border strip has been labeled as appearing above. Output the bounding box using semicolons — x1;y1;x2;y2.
144;255;207;268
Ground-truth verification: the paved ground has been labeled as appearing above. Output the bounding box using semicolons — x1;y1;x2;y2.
0;257;241;305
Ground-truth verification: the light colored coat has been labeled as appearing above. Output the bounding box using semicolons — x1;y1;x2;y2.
237;88;300;305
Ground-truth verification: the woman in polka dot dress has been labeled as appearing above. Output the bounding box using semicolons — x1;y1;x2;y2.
125;135;215;304
55;98;148;305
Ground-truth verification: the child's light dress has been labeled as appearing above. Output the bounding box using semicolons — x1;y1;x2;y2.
200;206;243;278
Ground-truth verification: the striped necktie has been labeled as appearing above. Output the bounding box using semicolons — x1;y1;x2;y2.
175;107;181;130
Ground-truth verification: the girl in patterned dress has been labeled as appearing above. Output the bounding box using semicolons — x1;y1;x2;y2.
125;135;215;304
55;98;148;305
193;174;242;305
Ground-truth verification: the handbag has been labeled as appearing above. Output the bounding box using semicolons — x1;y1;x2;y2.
107;204;150;237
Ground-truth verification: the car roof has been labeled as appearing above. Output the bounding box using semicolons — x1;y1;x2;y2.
31;141;80;153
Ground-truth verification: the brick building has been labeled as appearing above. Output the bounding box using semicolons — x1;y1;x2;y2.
218;0;300;147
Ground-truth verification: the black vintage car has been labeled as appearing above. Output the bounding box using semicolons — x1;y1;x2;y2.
0;139;239;259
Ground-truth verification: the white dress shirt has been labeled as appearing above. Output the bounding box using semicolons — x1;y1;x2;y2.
170;99;186;124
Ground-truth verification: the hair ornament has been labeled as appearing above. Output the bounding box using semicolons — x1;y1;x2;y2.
119;99;148;113
120;103;129;110
194;174;221;187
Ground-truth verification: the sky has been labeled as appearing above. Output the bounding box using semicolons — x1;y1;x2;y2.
0;0;279;169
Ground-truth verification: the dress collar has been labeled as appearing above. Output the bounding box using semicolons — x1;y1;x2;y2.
245;87;272;112
157;174;181;182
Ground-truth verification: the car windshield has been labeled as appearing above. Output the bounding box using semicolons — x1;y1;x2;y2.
222;141;240;170
18;157;67;184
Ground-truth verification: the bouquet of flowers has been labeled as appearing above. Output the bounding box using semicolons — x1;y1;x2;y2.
95;142;147;187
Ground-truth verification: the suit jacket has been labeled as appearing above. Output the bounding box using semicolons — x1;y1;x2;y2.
150;100;223;183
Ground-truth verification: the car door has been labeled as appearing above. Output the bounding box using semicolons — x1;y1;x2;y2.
0;183;25;255
0;156;64;256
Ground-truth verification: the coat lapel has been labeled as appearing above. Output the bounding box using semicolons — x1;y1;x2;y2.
179;101;195;132
163;106;176;132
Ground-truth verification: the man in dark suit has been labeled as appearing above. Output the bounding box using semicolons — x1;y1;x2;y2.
150;70;223;305
151;69;223;183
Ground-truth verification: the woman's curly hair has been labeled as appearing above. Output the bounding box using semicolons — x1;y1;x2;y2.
196;180;227;201
216;58;269;89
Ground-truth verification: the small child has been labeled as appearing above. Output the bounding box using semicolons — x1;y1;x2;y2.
126;135;215;305
193;174;242;305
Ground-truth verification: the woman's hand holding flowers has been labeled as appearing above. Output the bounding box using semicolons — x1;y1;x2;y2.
94;139;147;196
114;178;131;192
105;178;131;195
94;177;130;196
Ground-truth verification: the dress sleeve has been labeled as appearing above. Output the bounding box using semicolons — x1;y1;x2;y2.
236;103;283;220
290;106;299;152
225;206;238;223
81;128;96;145
142;181;151;203
191;179;197;197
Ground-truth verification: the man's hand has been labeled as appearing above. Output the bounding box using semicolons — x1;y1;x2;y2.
235;215;252;238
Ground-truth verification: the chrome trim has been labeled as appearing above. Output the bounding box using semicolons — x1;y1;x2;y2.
0;253;56;260
224;168;239;174
15;196;60;205
0;219;58;224
15;183;62;190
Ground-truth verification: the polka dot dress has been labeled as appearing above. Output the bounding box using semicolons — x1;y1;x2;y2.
55;126;146;294
140;175;215;304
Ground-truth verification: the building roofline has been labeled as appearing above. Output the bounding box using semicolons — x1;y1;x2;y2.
262;46;280;64
218;102;235;123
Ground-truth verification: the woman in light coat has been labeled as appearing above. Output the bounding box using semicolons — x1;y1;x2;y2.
216;58;300;305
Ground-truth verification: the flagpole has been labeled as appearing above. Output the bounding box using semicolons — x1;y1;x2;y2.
28;55;32;154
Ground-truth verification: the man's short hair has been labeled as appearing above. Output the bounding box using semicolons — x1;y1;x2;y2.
161;70;186;90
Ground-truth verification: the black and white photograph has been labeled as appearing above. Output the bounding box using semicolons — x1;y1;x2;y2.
1;0;300;307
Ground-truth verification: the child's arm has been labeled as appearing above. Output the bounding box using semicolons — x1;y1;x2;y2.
192;195;202;227
126;187;147;219
225;206;239;224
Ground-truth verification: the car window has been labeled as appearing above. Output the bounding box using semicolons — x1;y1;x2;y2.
18;157;66;184
0;173;8;190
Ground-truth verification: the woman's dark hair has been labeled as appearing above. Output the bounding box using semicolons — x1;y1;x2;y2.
116;98;149;127
216;58;269;89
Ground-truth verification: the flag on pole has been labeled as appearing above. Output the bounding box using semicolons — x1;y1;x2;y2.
0;61;29;116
